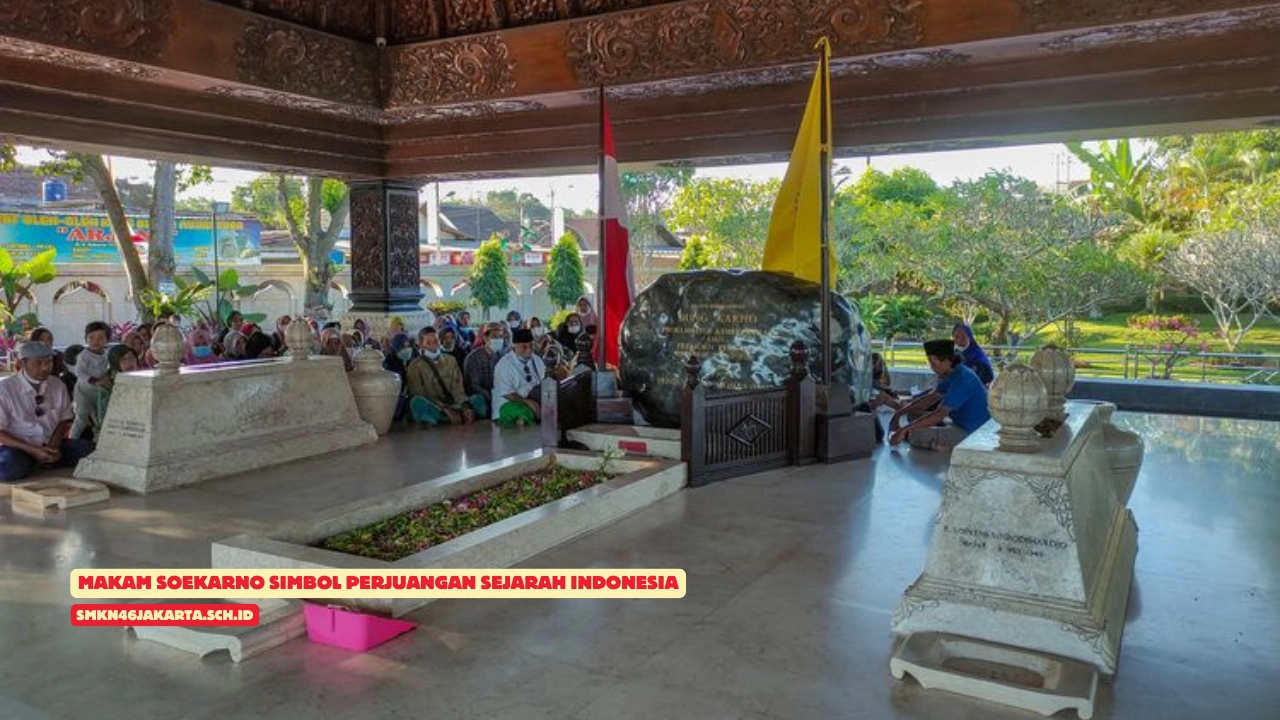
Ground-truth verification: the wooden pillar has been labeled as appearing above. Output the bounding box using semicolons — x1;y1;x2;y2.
347;180;424;316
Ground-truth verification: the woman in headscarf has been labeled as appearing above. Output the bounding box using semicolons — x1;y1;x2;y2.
953;323;995;386
319;327;354;371
221;330;247;361
576;296;599;329
554;312;585;351
94;343;139;433
243;329;277;359
384;331;415;421
184;327;220;366
121;330;152;369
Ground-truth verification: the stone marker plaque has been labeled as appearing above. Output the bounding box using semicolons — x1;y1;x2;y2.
619;270;872;428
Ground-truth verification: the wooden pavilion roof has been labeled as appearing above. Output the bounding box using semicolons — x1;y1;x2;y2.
2;1;1280;180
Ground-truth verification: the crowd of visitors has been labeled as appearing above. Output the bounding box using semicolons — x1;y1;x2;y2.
0;292;1004;482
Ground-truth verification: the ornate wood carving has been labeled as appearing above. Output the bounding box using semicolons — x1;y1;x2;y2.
349;188;387;293
0;0;173;62
217;0;376;41
204;85;383;122
444;0;502;36
235;19;378;106
502;0;565;27
567;0;925;86
390;0;440;43
387;35;517;106
387;192;421;290
383;99;545;124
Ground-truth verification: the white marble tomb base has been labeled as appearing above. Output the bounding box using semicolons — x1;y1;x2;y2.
892;401;1142;677
567;424;682;460
127;599;305;662
213;450;686;617
75;357;377;494
891;632;1097;720
10;477;109;511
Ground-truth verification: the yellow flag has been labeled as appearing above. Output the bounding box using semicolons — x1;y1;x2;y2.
762;38;833;284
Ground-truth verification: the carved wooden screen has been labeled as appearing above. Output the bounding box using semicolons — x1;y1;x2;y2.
681;385;794;487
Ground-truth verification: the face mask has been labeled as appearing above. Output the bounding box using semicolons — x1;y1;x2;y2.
442;342;455;351
192;345;213;358
568;324;581;334
397;348;413;362
508;320;520;329
423;348;441;360
532;327;546;339
487;338;504;353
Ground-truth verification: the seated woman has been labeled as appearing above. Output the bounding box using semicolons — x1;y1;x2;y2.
243;329;277;359
184;327;219;366
93;344;139;433
576;296;599;330
318;328;354;371
953;323;995;386
554;312;585;351
384;332;415;421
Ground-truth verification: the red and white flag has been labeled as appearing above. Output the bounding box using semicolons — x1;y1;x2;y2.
600;103;634;369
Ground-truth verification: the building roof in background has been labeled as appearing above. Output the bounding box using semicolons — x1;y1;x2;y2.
438;204;518;245
0;166;100;210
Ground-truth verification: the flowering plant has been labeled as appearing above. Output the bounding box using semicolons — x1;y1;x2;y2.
318;462;613;561
1127;314;1200;379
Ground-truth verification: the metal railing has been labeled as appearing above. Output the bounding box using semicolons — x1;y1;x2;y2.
874;340;1280;385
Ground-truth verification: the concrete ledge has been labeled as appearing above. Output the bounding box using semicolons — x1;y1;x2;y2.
212;450;687;617
888;368;1280;421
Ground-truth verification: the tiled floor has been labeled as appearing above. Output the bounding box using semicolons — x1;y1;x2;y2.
0;413;1277;720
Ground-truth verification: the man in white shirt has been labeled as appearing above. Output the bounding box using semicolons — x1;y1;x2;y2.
491;328;546;427
0;342;94;482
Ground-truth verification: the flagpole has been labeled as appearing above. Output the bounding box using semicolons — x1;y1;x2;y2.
818;39;832;386
596;85;607;371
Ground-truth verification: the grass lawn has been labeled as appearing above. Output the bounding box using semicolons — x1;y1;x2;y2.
881;313;1280;385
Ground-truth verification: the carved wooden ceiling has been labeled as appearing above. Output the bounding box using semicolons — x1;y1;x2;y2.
2;0;1280;180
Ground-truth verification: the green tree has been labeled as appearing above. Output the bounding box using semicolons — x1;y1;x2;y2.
469;236;510;320
275;175;349;315
670;178;778;268
849;167;940;207
621;167;693;283
0;143;15;172
678;235;711;271
34;153;210;318
232;176;303;229
545;233;586;309
1065;139;1158;229
897;172;1144;346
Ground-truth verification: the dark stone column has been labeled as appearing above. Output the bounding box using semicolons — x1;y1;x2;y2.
347;180;423;314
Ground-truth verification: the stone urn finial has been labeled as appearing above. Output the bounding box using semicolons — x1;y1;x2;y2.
286;320;314;360
989;363;1048;453
1031;344;1075;422
151;322;184;375
349;348;399;435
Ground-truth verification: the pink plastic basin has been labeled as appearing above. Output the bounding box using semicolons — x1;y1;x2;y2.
302;602;416;652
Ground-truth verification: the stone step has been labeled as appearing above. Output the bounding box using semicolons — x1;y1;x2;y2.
891;632;1098;720
127;599;306;663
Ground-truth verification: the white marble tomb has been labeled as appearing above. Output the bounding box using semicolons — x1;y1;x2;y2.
892;400;1142;677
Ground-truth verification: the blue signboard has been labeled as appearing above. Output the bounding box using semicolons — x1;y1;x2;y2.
0;210;262;266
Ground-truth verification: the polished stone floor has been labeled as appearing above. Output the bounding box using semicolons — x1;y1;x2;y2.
0;413;1277;720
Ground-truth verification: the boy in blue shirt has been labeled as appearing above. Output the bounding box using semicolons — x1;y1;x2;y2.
889;339;991;451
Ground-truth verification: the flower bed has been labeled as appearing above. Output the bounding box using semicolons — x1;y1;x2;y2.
318;463;613;561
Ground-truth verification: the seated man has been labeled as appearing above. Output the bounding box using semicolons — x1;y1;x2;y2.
888;339;991;451
406;327;486;425
0;342;95;482
463;323;506;411
491;328;546;427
